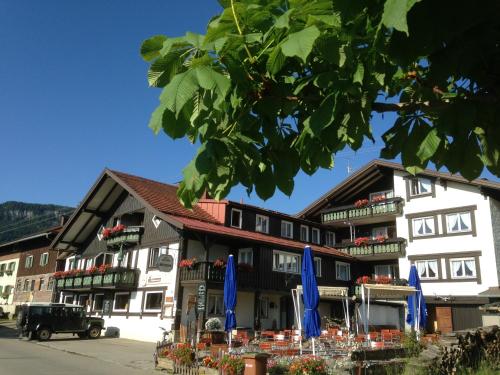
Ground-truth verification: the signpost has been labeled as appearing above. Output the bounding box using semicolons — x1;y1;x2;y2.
197;283;206;312
157;254;174;272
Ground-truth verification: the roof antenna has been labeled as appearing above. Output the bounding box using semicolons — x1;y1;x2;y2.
347;159;353;175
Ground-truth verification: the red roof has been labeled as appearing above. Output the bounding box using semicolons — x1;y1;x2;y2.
173;216;352;259
109;170;219;224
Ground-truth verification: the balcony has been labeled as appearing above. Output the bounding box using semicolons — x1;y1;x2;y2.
105;226;143;248
179;261;256;288
321;197;404;226
336;237;406;259
55;267;139;291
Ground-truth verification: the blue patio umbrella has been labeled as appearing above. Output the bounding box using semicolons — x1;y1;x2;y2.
224;254;237;343
406;265;427;331
301;246;321;342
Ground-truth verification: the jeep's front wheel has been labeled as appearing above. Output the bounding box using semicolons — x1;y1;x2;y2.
37;328;51;341
88;326;101;339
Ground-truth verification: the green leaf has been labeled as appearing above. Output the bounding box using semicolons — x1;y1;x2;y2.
275;9;293;29
353;62;365;84
140;35;167;61
308;93;336;136
161;70;199;115
381;0;421;35
281;26;320;63
254;164;275;200
161;107;191;139
416;128;441;162
266;45;286;75
147;50;184;87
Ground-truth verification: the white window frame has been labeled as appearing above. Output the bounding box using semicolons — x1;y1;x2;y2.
113;292;129;312
67;256;76;270
412;217;435;237
445;212;472;234
314;257;322;277
372;227;388;239
207;294;224;316
23;280;30;291
40;252;49;266
374;264;397;278
336;261;351;281
281;220;293;239
272;250;301;274
230;208;242;229
256;214;269;234
300;225;309;242
311;228;321;244
325;231;336;247
25;255;33;269
143;291;163;312
369;190;394;200
410;177;432;196
449;257;477;279
238;248;253;266
148;248;160;268
63;295;74;304
415;259;439;280
93;293;105;311
38;278;45;291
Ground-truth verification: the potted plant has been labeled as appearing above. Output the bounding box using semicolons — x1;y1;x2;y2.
205;317;225;344
179;258;197;269
289;356;327;375
220;355;245;375
200;356;220;375
171;346;194;366
354;237;370;246
354;199;369;208
213;258;226;268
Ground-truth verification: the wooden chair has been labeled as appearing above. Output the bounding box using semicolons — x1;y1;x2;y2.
259;342;273;351
274;334;286;341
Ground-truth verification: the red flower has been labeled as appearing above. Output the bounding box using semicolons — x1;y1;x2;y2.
356;275;372;285
179;258;197;268
354;236;370;246
102;228;112;239
375;275;392;284
85;266;98;275
371;195;386;203
354;199;369;208
213;258;226;268
375;234;387;243
98;263;112;273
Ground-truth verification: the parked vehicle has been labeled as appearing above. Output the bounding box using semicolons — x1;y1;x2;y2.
16;303;105;341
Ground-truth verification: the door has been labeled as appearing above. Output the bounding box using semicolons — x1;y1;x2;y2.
436;306;453;333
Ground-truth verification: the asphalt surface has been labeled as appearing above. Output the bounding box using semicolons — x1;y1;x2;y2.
0;320;158;375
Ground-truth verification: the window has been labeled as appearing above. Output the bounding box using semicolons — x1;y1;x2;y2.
336;262;350;281
415;260;439;280
144;291;163;311
113;292;129;311
0;263;6;272
314;257;322;277
450;258;476;279
325;231;336;247
273;251;301;274
369;190;394;200
25;255;33;269
372;227;388;239
23;280;30;291
47;278;54;291
238;248;253;266
374;264;398;278
16;279;21;291
148;248;160;268
39;278;45;291
30;279;35;291
230;209;242;228
281;220;293;238
412;217;435;237
94;253;113;267
68;256;76;270
83;258;93;269
207;294;224;316
446;212;472;234
311;228;320;244
259;297;269;319
256;215;269;234
40;252;49;266
64;295;74;304
300;225;309;242
8;262;15;271
93;294;104;311
410;178;432;196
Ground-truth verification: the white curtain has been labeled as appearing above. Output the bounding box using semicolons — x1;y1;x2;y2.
416;261;426;278
447;214;459;232
420;179;431;193
424;218;434;234
428;260;438;278
464;259;475;276
451;260;462;277
414;219;424;235
460;213;471;231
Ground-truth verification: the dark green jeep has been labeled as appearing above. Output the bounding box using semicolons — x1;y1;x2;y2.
16;303;105;341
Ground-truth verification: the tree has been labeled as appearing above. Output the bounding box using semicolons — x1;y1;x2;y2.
141;0;500;207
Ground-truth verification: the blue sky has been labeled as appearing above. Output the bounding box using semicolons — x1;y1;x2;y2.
0;1;496;215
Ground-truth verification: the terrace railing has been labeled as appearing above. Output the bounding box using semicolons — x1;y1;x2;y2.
321;197;404;224
105;226;143;248
336;237;406;258
179;261;256;288
55;267;139;290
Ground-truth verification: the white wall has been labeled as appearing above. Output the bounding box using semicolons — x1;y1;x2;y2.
393;171;499;296
103;315;175;342
0;258;19;311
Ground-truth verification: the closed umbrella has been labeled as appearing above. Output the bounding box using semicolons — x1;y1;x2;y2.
301;246;321;355
224;254;237;347
407;265;427;336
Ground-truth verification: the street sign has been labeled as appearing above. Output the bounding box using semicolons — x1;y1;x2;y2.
197;283;206;312
157;254;174;272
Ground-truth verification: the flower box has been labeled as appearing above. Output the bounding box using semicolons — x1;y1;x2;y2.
156;357;175;371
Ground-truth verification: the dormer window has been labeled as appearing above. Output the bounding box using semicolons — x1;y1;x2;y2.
256;214;269;234
230;209;242;229
281;221;293;239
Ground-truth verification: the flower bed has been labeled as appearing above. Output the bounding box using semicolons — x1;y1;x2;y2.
220;355;245;375
289;356;327;375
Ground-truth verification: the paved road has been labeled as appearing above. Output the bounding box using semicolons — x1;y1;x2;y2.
0;321;158;375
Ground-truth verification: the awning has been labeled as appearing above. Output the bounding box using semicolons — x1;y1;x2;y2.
296;285;349;299
361;284;416;299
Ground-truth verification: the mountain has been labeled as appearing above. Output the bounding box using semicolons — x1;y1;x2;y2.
0;201;73;244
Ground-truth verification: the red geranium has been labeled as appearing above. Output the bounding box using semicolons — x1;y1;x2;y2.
213;258;226;268
354;199;369;208
356;275;372;285
354;237;370;246
179;258;197;268
371;195;386;203
375;275;392;284
375;234;387;243
98;263;112;273
85;266;98;275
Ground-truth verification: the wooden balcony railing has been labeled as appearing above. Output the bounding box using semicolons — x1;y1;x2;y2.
179;261;256;288
321;197;404;224
106;226;143;248
55;267;139;290
336;238;406;258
